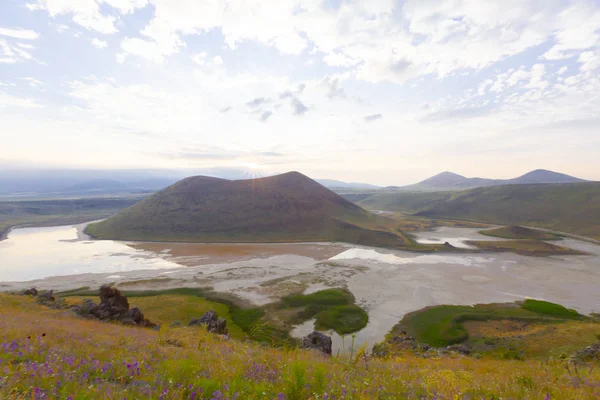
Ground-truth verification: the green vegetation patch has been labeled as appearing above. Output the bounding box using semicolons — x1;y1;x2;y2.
278;289;368;335
521;299;583;319
282;288;355;307
315;305;369;335
393;301;589;348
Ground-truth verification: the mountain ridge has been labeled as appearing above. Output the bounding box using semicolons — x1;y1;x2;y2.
395;169;587;191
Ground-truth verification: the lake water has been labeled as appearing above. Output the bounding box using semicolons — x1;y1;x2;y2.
2;223;600;353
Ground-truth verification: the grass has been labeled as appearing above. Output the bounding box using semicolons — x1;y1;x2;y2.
479;225;561;240
391;301;590;348
60;287;290;345
277;289;369;335
315;305;369;334
65;294;247;339
3;294;600;399
282;288;355;307
466;239;587;256
521;299;583;319
354;182;600;240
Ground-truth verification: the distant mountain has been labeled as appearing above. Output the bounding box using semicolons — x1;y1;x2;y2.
60;179;130;194
86;171;406;247
0;168;260;198
398;169;587;191
316;179;380;189
354;182;600;240
506;169;587;185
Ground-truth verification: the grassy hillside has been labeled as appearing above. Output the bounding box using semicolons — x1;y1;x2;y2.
356;182;600;240
0;197;141;240
87;172;408;248
3;294;600;399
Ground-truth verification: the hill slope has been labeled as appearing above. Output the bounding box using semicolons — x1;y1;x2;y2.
4;294;600;399
86;171;406;246
398;169;587;191
355;182;600;240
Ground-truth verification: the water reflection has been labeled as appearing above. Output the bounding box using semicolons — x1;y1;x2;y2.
0;225;181;282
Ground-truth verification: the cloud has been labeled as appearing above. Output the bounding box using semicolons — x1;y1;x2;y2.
0;27;39;40
364;114;382;122
246;97;268;108
260;111;273;122
26;0;149;34
291;98;308;115
324;77;346;99
0;38;35;64
0;92;41;108
219;106;232;113
421;107;489;122
91;38;108;49
20;77;43;87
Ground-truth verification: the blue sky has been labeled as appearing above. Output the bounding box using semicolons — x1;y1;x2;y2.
1;0;599;185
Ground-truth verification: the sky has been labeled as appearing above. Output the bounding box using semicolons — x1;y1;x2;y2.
1;0;599;186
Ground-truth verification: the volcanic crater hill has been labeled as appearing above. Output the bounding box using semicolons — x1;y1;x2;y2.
86;171;407;247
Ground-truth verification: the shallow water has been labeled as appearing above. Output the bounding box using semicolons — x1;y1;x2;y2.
2;223;600;352
411;226;504;248
0;224;181;282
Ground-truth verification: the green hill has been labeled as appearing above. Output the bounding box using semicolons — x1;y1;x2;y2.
355;182;600;240
86;172;407;247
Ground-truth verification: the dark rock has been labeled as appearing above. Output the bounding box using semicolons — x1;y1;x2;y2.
189;310;228;335
74;299;98;317
446;344;471;355
165;338;184;347
444;242;455;248
300;331;332;355
90;285;129;321
85;285;155;328
23;288;38;296
572;343;600;363
124;307;156;328
36;290;56;305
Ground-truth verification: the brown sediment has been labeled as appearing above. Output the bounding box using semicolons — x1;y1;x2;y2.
128;242;348;265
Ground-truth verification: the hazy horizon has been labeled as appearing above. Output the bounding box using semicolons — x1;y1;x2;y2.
1;0;599;186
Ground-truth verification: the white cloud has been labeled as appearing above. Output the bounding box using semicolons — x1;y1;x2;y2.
0;38;35;64
191;53;224;67
0;92;41;108
0;27;39;40
579;51;600;72
26;0;121;34
557;66;568;75
21;77;44;87
91;38;108;49
542;2;600;60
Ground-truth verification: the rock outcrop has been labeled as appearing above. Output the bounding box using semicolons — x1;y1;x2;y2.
300;331;332;355
189;311;228;335
23;288;38;296
90;285;130;321
572;343;600;363
79;285;156;328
